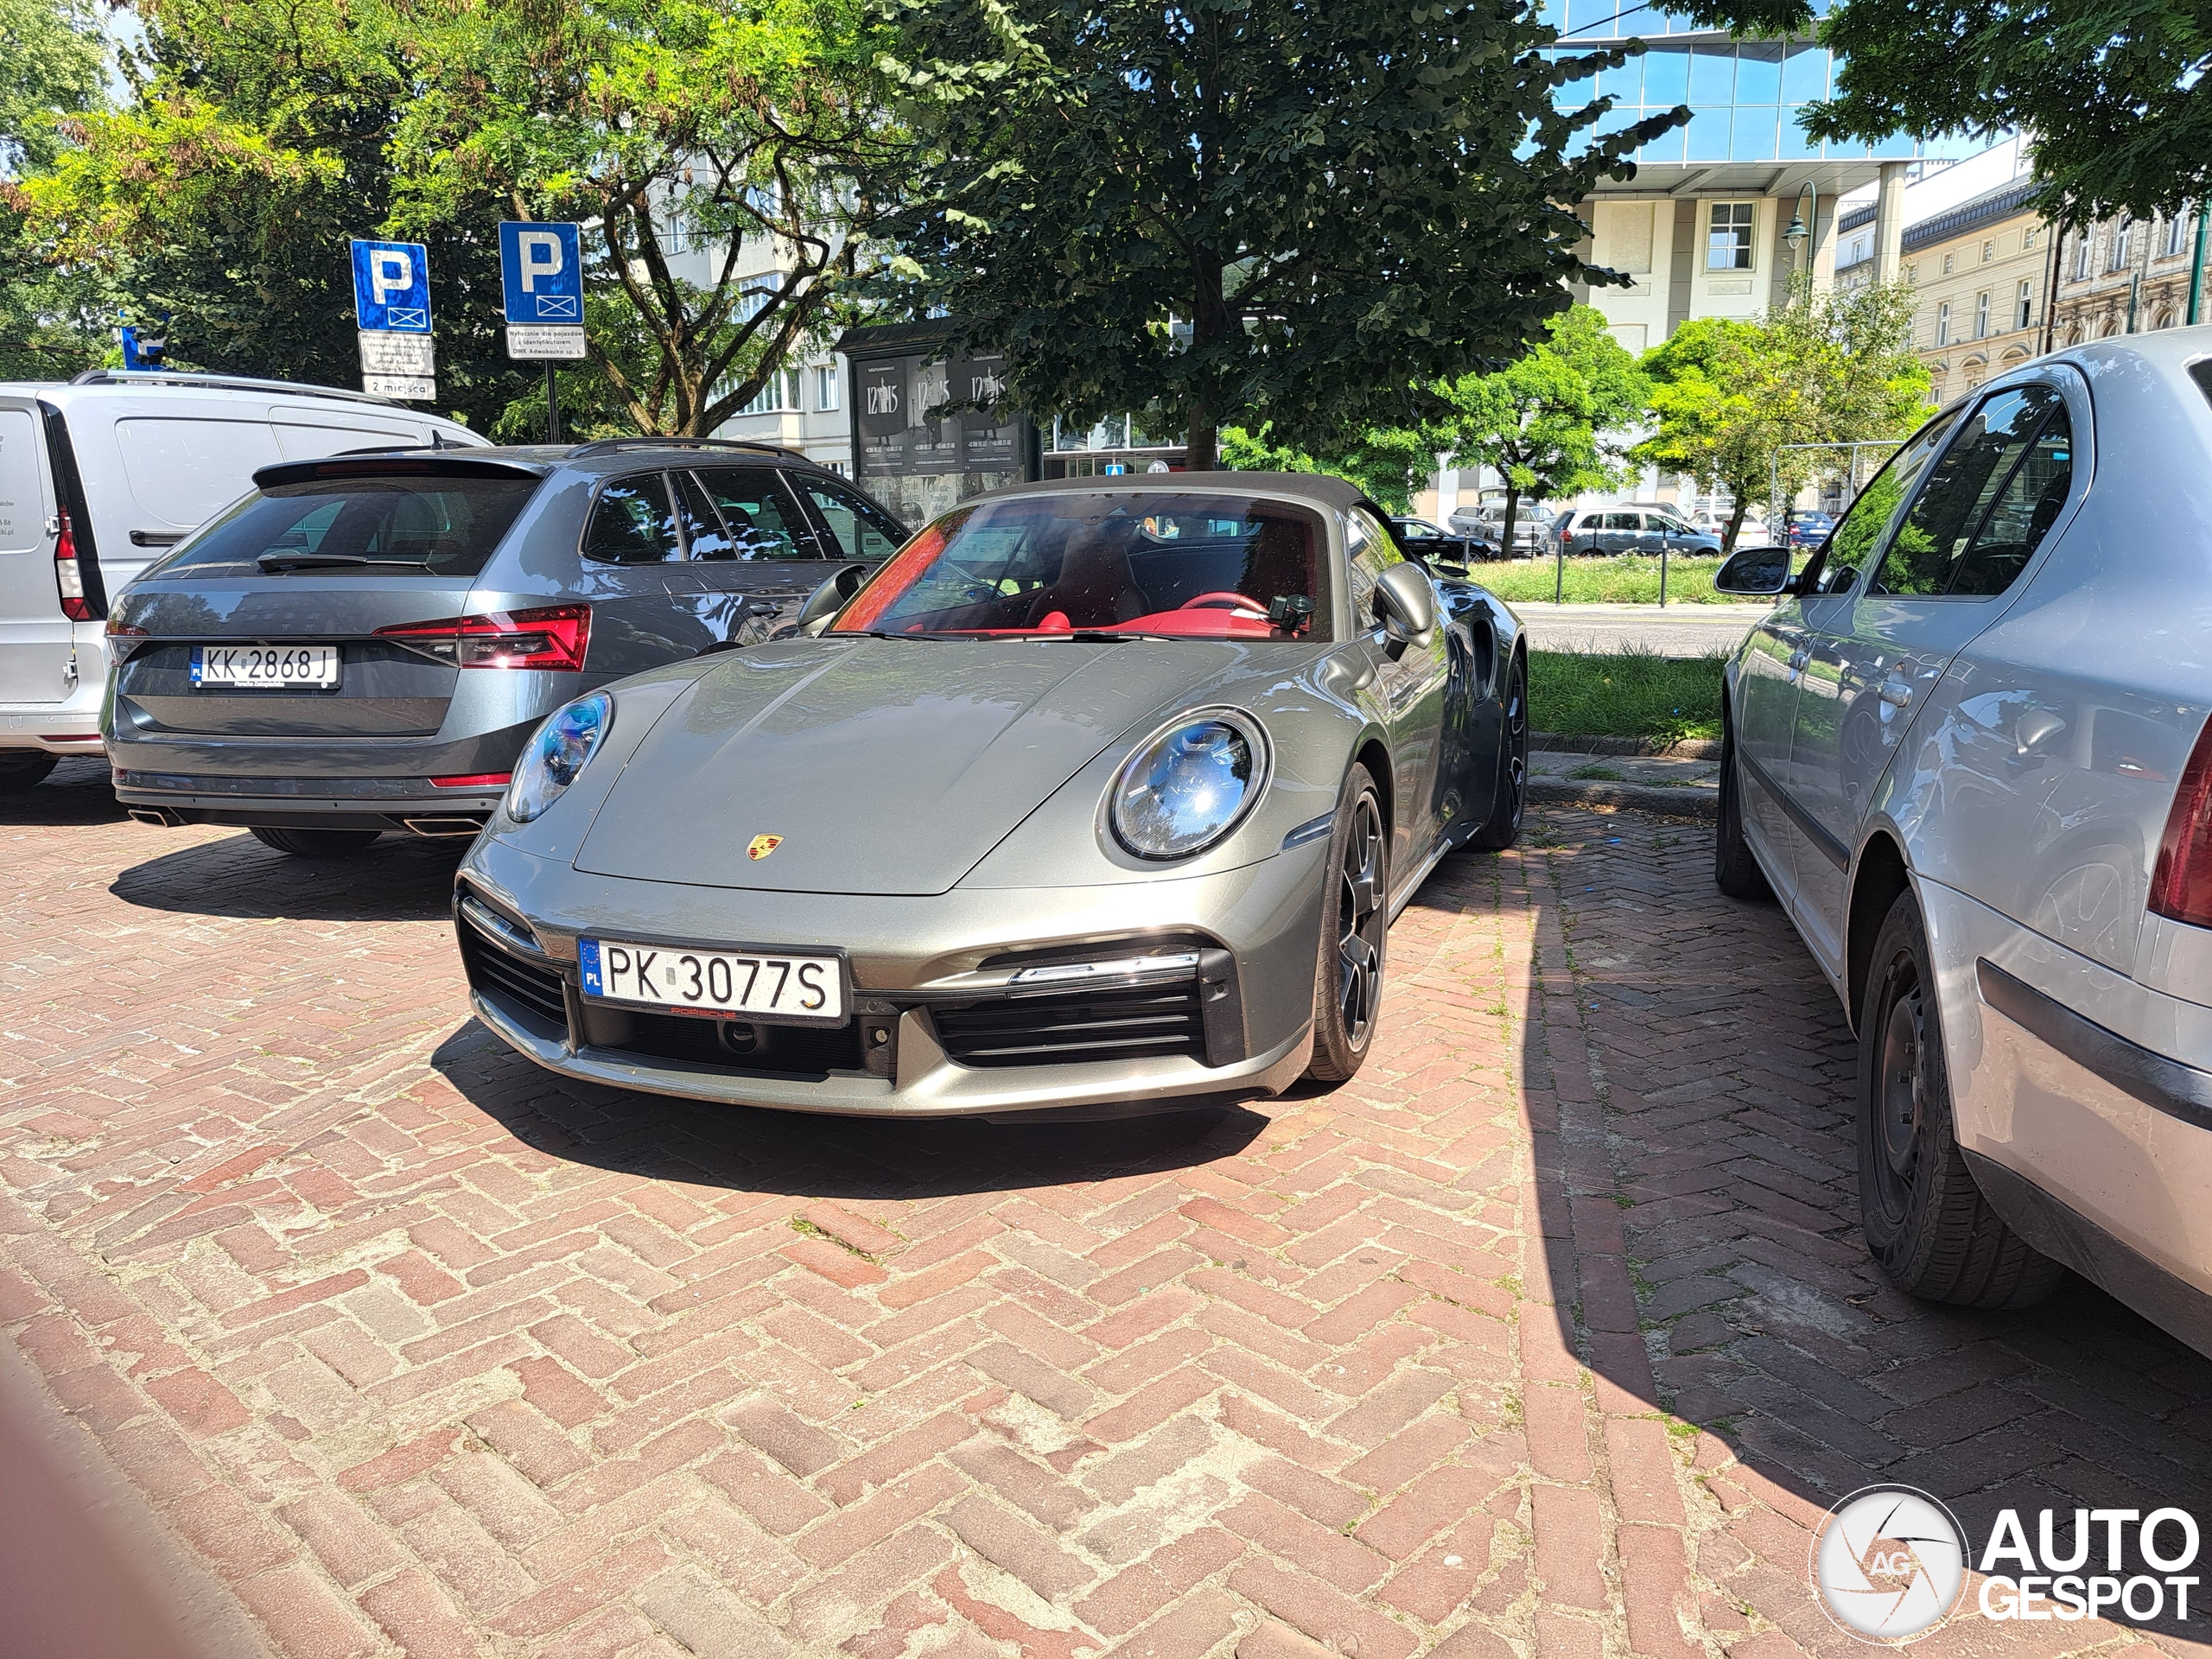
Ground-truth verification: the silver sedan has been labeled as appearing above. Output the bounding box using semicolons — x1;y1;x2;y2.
1712;328;2212;1355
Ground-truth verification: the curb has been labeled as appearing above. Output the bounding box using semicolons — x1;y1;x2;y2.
1529;778;1717;821
1531;731;1723;760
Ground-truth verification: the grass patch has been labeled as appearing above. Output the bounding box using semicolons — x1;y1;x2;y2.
1478;554;1765;607
1531;647;1726;746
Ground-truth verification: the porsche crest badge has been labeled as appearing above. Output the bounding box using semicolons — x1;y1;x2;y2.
747;834;784;861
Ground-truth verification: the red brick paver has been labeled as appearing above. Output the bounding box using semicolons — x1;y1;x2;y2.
3;760;2209;1655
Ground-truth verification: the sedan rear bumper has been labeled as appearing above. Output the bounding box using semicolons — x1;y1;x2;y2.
111;769;504;833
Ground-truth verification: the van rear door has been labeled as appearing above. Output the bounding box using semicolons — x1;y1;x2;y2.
0;395;72;704
107;415;284;593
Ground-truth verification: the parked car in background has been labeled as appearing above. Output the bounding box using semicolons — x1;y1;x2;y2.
1389;515;1487;566
104;436;908;855
454;474;1529;1117
1447;503;1549;557
0;371;484;790
1711;329;2212;1355
1552;505;1721;557
1776;509;1837;548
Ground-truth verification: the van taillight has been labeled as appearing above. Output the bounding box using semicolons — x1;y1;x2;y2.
2150;715;2212;928
54;507;92;621
375;604;591;671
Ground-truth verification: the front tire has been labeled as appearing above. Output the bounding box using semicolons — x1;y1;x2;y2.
1306;763;1389;1084
1857;890;2063;1309
250;826;385;858
1466;651;1527;852
1713;723;1771;900
0;753;59;792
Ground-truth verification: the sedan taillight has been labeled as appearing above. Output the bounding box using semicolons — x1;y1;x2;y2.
54;506;92;622
2151;715;2212;928
376;604;591;671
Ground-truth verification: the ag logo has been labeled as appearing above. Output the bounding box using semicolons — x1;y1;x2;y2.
1812;1485;1967;1643
747;834;784;861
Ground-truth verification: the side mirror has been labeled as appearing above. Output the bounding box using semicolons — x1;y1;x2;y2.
1713;545;1793;597
1373;563;1439;648
797;563;870;637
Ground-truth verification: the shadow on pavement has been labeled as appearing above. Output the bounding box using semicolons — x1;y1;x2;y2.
0;756;128;827
427;1020;1271;1203
111;830;465;923
1522;804;2212;1647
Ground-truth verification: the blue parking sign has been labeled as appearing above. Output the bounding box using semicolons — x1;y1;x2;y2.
351;239;432;333
499;222;584;323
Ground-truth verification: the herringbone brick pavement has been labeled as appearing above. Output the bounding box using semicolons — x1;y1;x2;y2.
2;760;2207;1656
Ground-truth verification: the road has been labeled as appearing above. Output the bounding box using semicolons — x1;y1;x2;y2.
1;758;2204;1656
1511;601;1765;659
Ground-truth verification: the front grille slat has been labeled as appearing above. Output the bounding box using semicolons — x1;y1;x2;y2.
935;983;1207;1069
458;925;569;1029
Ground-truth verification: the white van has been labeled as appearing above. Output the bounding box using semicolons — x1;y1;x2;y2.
0;370;485;787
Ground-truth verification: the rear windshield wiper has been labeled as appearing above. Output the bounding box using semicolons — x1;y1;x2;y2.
256;552;434;572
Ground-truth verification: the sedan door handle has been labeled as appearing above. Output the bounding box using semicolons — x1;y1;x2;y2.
1878;677;1913;709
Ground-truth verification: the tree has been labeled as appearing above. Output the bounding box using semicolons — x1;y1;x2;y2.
1217;423;1439;512
1435;304;1649;556
1674;0;2209;219
0;0;111;380
880;0;1685;468
387;0;906;435
1631;276;1929;550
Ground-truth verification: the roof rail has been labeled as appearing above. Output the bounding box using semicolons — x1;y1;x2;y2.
562;435;798;461
67;368;415;410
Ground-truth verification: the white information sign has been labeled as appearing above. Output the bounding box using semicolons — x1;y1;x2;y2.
505;323;588;360
358;331;435;376
364;374;436;401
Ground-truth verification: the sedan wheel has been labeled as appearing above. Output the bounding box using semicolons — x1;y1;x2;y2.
1856;890;2063;1308
1307;763;1388;1082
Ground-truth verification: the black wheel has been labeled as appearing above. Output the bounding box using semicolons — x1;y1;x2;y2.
249;826;385;858
1857;890;2064;1309
1465;651;1527;852
0;753;58;792
1713;723;1771;900
1306;763;1389;1084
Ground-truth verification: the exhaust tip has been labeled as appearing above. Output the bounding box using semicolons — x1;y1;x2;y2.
403;817;485;840
126;806;183;828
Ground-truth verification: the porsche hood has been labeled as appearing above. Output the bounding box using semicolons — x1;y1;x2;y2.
571;638;1250;895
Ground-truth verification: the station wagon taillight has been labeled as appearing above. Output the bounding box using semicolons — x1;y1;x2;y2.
376;604;591;672
54;506;92;622
2150;716;2212;928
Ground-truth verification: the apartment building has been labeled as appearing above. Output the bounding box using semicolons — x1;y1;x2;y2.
2050;208;2207;345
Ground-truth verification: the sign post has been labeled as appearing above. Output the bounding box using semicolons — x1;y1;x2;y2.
349;239;435;401
499;222;587;443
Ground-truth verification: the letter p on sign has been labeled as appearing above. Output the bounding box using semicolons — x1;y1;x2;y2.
371;249;414;306
518;232;563;293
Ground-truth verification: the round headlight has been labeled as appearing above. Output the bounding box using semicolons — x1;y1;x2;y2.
1110;712;1268;859
506;693;611;823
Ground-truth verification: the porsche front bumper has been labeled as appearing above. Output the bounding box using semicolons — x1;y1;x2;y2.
453;834;1327;1118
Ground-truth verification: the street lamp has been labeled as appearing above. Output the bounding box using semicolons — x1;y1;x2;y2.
1785;181;1818;276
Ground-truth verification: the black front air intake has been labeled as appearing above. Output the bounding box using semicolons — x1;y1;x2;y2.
932;982;1209;1069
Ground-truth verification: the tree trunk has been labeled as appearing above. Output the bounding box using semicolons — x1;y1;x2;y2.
1186;245;1228;472
1500;486;1521;563
1186;417;1218;472
1723;499;1750;553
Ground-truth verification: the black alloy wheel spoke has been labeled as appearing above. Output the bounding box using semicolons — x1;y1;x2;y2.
1338;796;1387;1046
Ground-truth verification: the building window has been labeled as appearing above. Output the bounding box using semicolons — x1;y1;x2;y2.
1935;301;1951;346
814;365;840;411
2109;216;2132;270
2073;233;2094;281
2166;212;2192;257
1974;292;1990;339
2023;226;2037;250
741;369;803;416
1706;202;1755;270
1982;239;1995;263
2016;279;2033;330
1942;252;1955;275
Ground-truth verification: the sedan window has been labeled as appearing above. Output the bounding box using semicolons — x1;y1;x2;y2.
690;468;810;560
582;475;682;564
1872;386;2065;597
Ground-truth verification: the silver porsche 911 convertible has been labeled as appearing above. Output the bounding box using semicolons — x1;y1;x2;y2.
451;474;1527;1118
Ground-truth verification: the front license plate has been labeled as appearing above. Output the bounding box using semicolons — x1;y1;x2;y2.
192;645;340;690
578;938;845;1024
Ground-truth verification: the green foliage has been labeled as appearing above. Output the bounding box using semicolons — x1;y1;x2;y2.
879;0;1686;466
1217;423;1437;512
1433;304;1649;548
1530;647;1728;745
0;0;111;379
1478;554;1761;607
1631;276;1927;549
0;0;103;172
1668;0;2208;220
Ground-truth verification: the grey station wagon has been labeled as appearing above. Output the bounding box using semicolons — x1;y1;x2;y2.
103;437;907;855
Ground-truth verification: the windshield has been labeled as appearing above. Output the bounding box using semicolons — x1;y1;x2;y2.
831;493;1328;640
143;477;543;580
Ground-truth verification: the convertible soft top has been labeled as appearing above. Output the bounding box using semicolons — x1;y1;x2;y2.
987;471;1370;512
